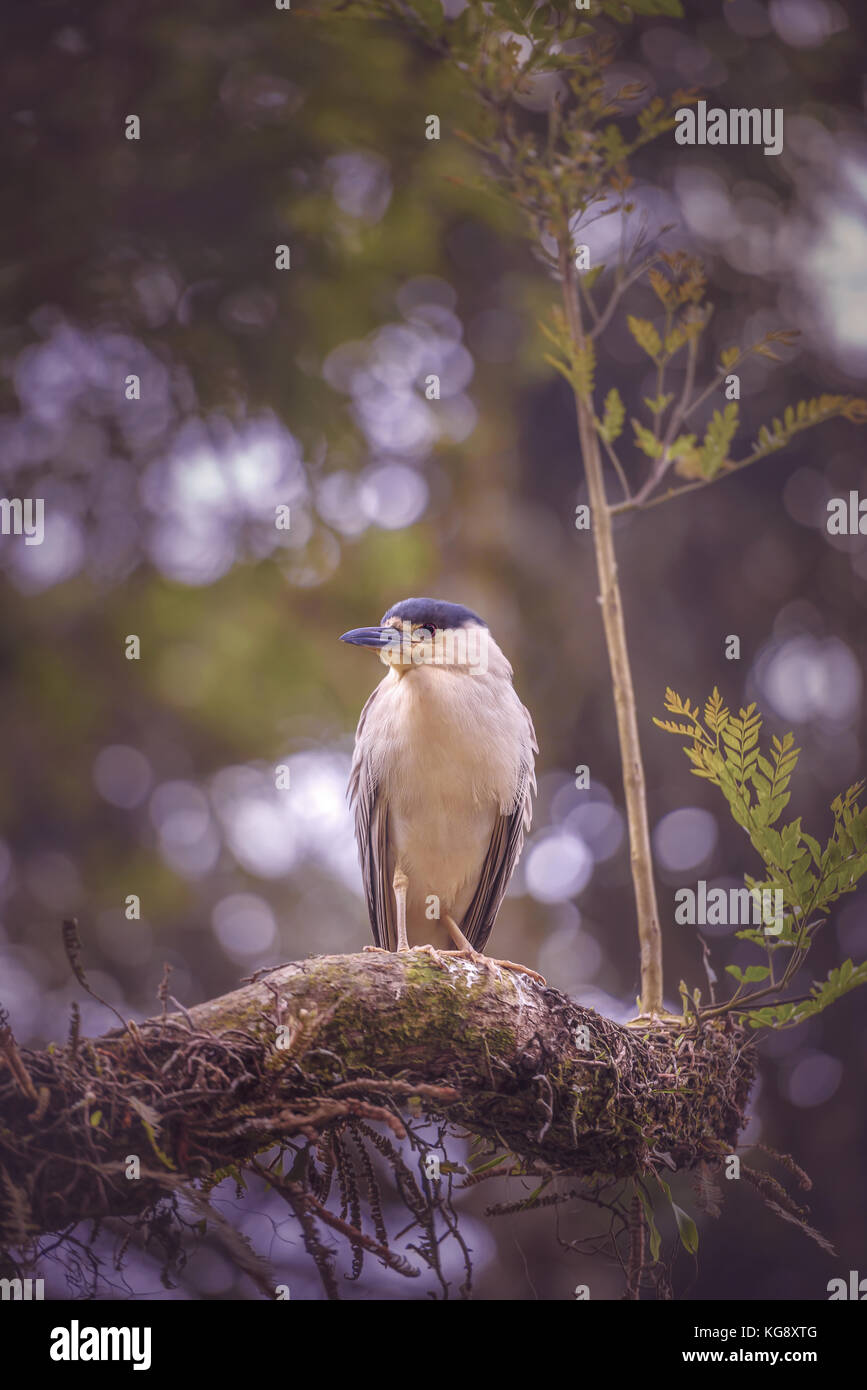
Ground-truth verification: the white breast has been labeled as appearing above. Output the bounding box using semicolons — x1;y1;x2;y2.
362;643;531;946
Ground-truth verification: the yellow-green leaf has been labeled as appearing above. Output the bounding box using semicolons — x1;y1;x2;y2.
632;418;663;459
598;386;625;443
627;315;662;361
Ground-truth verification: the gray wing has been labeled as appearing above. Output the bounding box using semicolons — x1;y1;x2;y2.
347;686;396;950
459;704;538;953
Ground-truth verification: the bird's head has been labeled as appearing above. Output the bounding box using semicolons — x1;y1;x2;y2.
340;597;493;676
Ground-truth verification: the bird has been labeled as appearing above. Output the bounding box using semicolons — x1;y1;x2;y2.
340;596;543;982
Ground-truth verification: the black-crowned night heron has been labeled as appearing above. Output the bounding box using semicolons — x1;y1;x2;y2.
340;597;543;982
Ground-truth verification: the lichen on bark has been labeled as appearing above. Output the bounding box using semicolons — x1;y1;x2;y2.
1;948;756;1286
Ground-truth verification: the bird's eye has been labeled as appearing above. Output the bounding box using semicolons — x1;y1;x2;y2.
414;624;436;639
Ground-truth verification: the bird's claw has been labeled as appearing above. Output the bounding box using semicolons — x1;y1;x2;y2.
362;942;543;984
488;957;546;985
363;944;444;962
447;947;545;986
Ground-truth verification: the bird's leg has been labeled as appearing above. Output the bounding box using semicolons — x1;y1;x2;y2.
393;866;410;952
366;870;440;960
442;913;476;952
391;868;442;958
442;914;545;985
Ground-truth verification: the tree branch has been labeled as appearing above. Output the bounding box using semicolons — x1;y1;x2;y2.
559;236;665;1015
0;950;756;1250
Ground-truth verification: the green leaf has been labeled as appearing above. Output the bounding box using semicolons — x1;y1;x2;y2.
850;812;867;852
664;323;688;356
600;123;628;163
471;1152;510;1175
742;965;770;982
598;387;625;444
643;392;674;416
669;433;698;461
542;354;577;390
572;341;595;398
726;964;769;983
656;1177;699;1254
90;1110;102;1127
632;418;663;459
627;315;662;361
701;402;739;477
672;1203;699;1254
648;268;673;306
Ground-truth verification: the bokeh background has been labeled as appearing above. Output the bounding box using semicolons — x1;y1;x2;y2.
1;0;866;1298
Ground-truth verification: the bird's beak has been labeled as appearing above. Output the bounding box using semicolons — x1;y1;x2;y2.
339;625;390;649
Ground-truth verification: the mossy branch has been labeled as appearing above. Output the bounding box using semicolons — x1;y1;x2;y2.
0;950;755;1253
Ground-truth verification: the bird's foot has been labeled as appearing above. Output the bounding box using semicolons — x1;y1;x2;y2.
411;943;445;961
487;956;546;985
447;947;545;986
363;944;445;962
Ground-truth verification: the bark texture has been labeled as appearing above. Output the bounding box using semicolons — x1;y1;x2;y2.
0;949;756;1248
